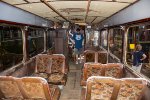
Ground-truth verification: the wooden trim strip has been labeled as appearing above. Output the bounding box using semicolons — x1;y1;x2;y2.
85;0;91;22
41;0;70;22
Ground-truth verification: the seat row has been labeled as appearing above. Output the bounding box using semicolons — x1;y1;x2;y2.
0;76;60;100
81;63;123;86
84;50;108;64
32;54;68;85
81;76;147;100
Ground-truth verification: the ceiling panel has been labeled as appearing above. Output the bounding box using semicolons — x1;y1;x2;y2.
2;0;138;24
89;1;129;17
116;0;137;3
28;0;41;2
86;16;95;23
48;1;87;16
2;0;26;4
92;17;105;23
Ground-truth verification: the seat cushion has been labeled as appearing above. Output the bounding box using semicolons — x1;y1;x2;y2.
32;73;48;79
48;73;64;83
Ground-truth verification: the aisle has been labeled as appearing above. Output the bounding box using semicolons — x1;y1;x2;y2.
59;61;82;100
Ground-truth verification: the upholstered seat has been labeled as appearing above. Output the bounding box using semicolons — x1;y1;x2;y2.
85;76;116;100
104;63;123;78
0;76;60;100
84;50;96;63
17;77;60;100
81;63;123;86
81;63;104;86
81;76;147;100
0;76;23;99
48;54;67;85
116;78;147;100
97;51;107;64
33;54;67;85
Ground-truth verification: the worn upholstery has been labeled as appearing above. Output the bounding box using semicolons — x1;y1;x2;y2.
0;76;60;100
35;54;52;73
105;63;123;78
0;76;23;99
81;63;123;86
97;51;107;64
84;50;96;63
82;76;147;100
117;78;147;100
33;54;67;85
81;63;104;86
51;54;65;73
48;54;66;85
86;76;115;100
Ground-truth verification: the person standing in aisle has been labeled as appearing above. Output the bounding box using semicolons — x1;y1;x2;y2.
72;28;84;64
132;44;147;72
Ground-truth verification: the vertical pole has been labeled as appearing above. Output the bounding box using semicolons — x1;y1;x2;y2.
22;26;29;62
44;29;47;52
106;28;109;63
123;26;129;64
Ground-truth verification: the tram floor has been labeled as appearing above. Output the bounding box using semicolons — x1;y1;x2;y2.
59;61;83;100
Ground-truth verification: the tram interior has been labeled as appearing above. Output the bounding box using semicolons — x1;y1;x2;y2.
0;0;150;100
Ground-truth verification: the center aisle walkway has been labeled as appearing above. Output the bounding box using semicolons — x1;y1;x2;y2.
60;61;82;100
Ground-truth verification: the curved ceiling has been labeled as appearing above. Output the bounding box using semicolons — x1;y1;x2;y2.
2;0;138;24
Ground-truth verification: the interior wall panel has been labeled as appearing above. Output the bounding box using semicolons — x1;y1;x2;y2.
0;2;53;27
99;0;150;29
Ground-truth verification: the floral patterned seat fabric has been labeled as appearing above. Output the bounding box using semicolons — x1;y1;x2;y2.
35;54;52;73
48;54;66;85
84;50;96;63
105;63;123;78
97;51;107;64
0;76;23;99
117;78;147;100
85;63;104;80
86;76;115;100
81;63;104;86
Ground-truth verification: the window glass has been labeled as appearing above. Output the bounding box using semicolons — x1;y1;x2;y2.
47;30;55;49
93;31;99;46
108;28;124;61
0;25;23;71
101;30;108;50
127;26;140;65
28;28;44;57
126;25;150;78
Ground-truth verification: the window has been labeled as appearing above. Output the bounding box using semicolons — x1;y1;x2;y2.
47;30;55;49
126;26;140;65
108;28;124;61
28;28;44;57
0;25;23;71
101;30;108;50
126;25;150;78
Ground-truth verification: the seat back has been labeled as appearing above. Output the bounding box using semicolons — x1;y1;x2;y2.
116;78;147;100
83;63;104;82
35;54;52;73
17;77;52;100
85;76;147;100
0;76;23;99
84;50;96;63
97;51;107;64
104;63;123;78
50;54;65;74
86;76;116;100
